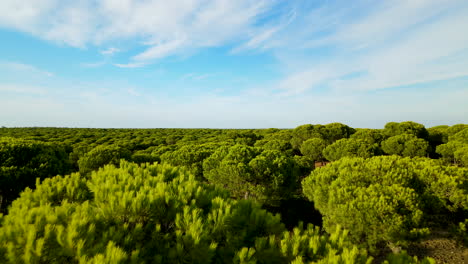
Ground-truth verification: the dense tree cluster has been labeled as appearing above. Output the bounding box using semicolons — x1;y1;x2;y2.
0;121;466;262
203;145;300;206
302;156;468;250
0;137;70;211
0;162;372;263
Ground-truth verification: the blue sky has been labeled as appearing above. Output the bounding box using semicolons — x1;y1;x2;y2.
1;0;467;128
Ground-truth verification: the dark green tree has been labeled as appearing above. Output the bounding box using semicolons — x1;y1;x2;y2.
322;122;356;143
383;121;428;139
351;129;385;144
323;138;380;161
302;156;468;251
203;145;300;206
78;145;131;174
160;143;222;180
0;137;70;212
299;138;328;162
290;124;324;150
381;134;429;157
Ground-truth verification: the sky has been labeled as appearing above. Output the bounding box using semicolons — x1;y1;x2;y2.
1;0;468;129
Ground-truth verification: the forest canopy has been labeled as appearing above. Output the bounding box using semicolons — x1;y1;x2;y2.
0;121;466;263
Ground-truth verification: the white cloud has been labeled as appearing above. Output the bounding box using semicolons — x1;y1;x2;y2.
100;47;120;56
0;0;277;63
274;0;468;94
81;61;106;68
113;62;147;68
181;73;215;81
0;83;48;94
133;37;186;61
0;61;54;77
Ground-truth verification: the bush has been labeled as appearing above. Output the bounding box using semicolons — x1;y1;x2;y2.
302;156;468;251
0;161;374;263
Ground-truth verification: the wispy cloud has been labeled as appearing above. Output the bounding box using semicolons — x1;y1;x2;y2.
181;73;215;81
269;0;468;94
0;61;54;77
113;62;147;68
0;0;278;64
81;61;106;68
100;47;120;56
0;83;48;94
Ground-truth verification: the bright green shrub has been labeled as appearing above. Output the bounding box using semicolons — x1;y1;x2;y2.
0;161;378;263
0;161;286;263
456;219;468;245
454;145;468;167
383;251;435;264
234;224;372;264
302;156;468;251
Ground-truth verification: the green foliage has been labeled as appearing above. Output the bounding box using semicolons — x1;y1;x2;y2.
130;152;160;165
383;121;428;139
435;127;468;166
446;124;468;138
78;145;131;174
0;161;375;264
291;123;354;150
436;141;463;164
254;139;293;155
291;125;323;150
302;156;468;251
299;138;328;162
203;145;300;206
322;123;356;143
293;156;315;178
233;224;372;264
0;137;70;212
449;127;468;143
351;129;385;144
322;138;380;161
0;161;289;263
427;125;449;145
454;145;468;167
383;251;435;264
160;143;222;180
381;134;429;157
456;219;468;245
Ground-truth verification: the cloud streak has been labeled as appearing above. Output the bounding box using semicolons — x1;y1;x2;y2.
0;0;278;64
270;0;468;94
